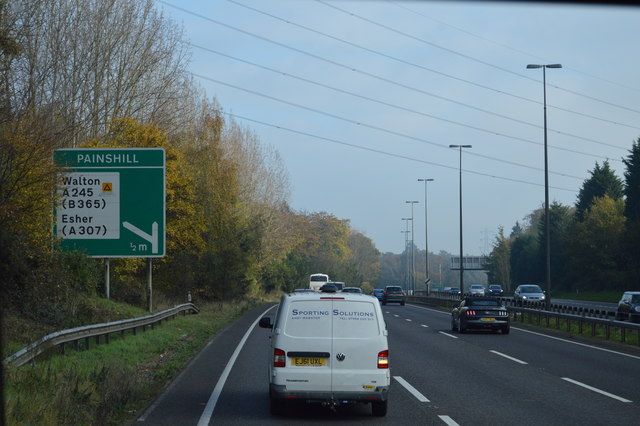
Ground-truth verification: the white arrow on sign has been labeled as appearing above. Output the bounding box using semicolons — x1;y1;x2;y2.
123;221;158;253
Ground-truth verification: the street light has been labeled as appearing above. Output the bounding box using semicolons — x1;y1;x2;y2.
401;218;412;290
449;145;472;296
527;63;562;308
406;200;419;293
418;178;434;292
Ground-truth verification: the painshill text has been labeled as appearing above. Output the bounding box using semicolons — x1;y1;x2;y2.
76;153;139;164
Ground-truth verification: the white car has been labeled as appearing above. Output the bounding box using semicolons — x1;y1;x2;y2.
259;286;390;416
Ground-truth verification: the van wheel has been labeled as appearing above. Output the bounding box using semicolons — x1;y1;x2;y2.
372;400;387;417
270;397;286;416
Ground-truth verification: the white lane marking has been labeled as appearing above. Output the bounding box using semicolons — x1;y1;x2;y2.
562;377;632;403
514;327;640;360
406;318;412;322
421;324;429;328
407;304;640;361
438;331;458;339
393;376;430;402
490;350;528;364
394;314;399;317
197;305;276;426
439;415;460;426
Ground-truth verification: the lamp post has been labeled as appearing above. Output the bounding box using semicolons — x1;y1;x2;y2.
401;218;411;290
449;145;472;296
418;178;434;292
527;63;562;308
406;201;419;293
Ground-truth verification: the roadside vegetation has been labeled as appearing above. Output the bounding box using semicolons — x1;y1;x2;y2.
1;1;380;424
4;298;263;425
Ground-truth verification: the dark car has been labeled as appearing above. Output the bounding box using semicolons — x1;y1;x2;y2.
382;286;405;306
445;287;461;296
341;286;363;293
371;288;384;301
451;297;510;334
616;291;640;322
487;284;504;297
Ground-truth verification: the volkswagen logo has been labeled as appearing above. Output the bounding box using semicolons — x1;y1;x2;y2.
336;353;346;361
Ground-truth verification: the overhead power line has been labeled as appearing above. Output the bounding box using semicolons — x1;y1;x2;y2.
221;110;578;193
161;1;629;153
318;0;640;116
192;71;586;180
189;41;620;163
386;0;640;95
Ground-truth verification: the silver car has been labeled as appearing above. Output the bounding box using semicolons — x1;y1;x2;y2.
513;284;546;305
467;284;485;297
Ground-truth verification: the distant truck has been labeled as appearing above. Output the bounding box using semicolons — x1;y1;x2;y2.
309;273;329;291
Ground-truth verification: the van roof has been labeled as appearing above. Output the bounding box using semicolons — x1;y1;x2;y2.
284;292;374;301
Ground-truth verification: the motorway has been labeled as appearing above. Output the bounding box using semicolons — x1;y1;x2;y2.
135;302;640;425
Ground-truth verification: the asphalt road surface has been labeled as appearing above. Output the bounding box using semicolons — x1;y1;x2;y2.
135;302;640;425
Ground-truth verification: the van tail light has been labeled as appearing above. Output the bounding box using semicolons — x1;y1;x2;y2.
377;350;389;369
274;348;286;368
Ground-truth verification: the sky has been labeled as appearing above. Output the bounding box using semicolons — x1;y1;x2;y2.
156;0;640;255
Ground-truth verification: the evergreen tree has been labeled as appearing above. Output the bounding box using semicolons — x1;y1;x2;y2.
623;139;640;222
622;138;640;286
575;161;623;221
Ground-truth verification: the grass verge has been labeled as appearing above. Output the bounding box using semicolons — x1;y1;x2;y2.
4;298;264;425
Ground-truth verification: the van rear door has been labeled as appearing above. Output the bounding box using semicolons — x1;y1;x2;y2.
330;299;388;394
280;299;333;392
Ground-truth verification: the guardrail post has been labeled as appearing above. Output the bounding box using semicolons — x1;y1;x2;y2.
105;333;110;344
85;337;90;350
621;327;626;343
60;343;65;355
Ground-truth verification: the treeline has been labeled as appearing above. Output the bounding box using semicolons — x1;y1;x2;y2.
0;0;379;323
485;146;640;294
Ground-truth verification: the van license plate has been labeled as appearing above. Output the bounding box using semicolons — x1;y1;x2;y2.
292;357;326;366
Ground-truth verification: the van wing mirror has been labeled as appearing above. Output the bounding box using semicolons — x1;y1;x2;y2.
259;316;273;329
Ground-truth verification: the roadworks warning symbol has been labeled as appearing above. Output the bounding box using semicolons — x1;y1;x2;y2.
102;182;113;192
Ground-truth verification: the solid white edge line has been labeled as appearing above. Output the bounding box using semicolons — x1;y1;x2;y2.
438;331;458;339
439;415;461;426
513;327;640;360
490;350;528;364
393;376;430;402
197;305;276;426
561;377;632;403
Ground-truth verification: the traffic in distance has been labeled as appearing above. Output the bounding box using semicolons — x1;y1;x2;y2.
248;273;640;420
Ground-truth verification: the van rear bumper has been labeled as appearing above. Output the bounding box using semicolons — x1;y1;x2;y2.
270;384;389;403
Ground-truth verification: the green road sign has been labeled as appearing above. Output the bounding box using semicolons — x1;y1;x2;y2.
54;148;166;258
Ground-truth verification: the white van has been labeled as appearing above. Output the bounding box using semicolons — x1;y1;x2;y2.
259;285;390;416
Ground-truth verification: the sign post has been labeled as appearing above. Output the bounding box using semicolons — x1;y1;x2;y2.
54;148;166;310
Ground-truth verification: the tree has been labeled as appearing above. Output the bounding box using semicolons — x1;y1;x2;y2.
575;161;623;221
622;138;640;286
538;202;574;292
486;226;511;289
565;196;626;291
3;0;194;146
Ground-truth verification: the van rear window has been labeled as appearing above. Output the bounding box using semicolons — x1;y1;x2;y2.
332;300;380;338
283;300;380;338
284;301;332;338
